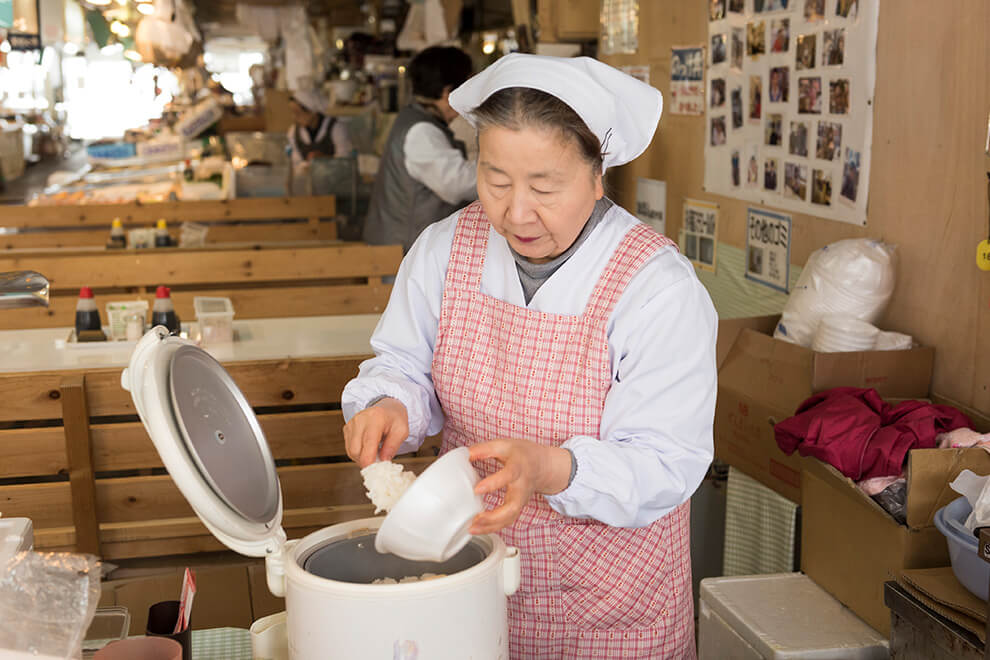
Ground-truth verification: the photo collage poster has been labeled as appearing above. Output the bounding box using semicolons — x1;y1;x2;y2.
704;0;877;225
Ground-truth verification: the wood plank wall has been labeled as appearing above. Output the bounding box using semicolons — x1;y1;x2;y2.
598;1;990;417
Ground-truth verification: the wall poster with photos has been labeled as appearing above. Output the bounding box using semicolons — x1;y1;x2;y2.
704;0;877;225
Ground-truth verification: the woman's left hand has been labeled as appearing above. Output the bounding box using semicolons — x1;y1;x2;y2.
467;439;573;535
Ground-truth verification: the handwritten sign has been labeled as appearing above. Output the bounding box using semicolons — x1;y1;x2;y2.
745;207;791;291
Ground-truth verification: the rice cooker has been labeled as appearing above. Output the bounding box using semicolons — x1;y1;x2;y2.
121;328;520;659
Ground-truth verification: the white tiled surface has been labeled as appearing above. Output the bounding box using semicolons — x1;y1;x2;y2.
0;314;381;373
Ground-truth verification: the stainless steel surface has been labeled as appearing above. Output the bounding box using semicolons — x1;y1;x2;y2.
302;533;488;583
0;271;50;309
168;343;280;523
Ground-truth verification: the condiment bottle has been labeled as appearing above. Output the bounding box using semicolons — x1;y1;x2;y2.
151;286;181;334
75;287;102;333
107;218;126;248
154;219;170;247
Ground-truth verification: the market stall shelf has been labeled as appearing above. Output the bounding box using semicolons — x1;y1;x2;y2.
0;241;401;330
0;196;339;250
0;321;435;560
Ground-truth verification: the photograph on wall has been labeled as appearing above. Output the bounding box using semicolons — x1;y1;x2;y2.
830;78;850;113
797;76;822;113
601;0;639;55
770;19;790;52
784;162;808;200
788;120;809;156
811;168;832;205
823;28;844;65
764;158;780;191
731;86;744;128
840;147;861;203
795;33;816;70
769;66;789;102
682;199;720;271
747;21;766;56
712;33;728;65
731;28;745;69
765;113;783;146
704;0;877;224
635;177;667;234
745;207;791;292
671;46;705;115
711;78;726;107
816;121;842;160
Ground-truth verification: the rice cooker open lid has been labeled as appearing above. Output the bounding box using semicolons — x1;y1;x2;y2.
121;327;285;557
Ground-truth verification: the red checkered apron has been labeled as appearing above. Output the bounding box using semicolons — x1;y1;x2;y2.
432;202;696;659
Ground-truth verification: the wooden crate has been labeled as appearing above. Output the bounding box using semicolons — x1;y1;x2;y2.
0;358;438;560
0;241;402;329
0;196;339;250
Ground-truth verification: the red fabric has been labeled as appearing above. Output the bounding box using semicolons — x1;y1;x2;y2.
774;387;972;480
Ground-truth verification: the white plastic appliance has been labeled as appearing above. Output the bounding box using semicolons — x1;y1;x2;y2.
121;328;520;659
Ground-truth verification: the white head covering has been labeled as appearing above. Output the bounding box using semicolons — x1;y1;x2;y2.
448;54;662;170
292;89;328;115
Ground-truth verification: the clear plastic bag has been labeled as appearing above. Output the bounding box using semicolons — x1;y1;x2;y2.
0;551;102;658
774;239;898;347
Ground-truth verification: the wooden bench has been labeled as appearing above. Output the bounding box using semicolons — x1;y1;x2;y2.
0;241;402;329
0;356;436;559
0;196;339;250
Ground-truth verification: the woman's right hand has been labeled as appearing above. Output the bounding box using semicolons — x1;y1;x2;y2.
343;397;410;467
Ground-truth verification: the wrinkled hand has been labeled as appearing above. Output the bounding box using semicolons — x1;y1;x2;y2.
343;397;409;467
468;439;572;535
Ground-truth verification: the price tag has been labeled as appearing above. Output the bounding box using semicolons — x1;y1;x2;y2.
978;239;990;271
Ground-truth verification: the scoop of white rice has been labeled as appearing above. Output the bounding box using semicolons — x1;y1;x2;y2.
361;460;416;514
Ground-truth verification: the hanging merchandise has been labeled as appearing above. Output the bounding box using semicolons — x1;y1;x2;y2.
704;0;878;225
396;0;450;52
134;0;202;68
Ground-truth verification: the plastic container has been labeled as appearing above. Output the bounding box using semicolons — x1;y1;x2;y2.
194;296;234;346
934;496;990;601
698;573;888;659
178;222;208;248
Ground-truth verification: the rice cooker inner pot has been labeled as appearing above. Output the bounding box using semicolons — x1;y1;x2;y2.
301;533;489;583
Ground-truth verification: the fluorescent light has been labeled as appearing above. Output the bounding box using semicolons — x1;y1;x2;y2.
137;2;154;15
0;40;10;54
63;42;80;56
124;49;143;62
101;43;123;55
89;0;112;6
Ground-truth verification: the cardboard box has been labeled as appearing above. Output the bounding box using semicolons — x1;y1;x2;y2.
101;560;260;635
715;319;935;502
801;448;990;636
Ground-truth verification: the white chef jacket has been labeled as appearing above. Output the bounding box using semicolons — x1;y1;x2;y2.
342;203;717;528
403;122;477;205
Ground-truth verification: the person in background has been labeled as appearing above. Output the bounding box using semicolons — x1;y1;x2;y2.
343;54;715;657
363;46;476;253
288;90;353;167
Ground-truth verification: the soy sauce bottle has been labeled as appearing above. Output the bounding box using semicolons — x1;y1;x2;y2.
75;287;102;333
151;286;181;335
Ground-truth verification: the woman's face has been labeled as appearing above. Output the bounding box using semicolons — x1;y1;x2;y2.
478;125;603;264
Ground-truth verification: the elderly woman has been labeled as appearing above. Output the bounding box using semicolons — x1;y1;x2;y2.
342;54;716;659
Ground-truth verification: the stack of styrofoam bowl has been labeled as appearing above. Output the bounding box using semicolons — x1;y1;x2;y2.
811;315;880;352
875;330;914;351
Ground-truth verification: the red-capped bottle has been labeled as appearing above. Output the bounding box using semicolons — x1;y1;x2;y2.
75;287;102;333
151;286;181;334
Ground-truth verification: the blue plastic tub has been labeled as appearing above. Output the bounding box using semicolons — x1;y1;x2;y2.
933;496;990;601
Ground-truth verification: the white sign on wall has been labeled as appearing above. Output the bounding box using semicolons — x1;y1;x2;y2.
745;207;791;291
635;177;667;235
